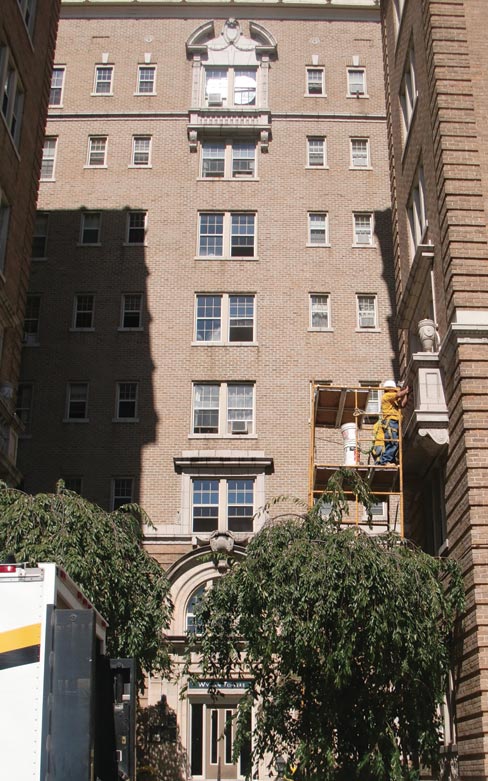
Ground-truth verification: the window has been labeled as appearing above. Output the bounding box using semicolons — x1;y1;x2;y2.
66;383;88;420
63;477;83;494
49;67;65;106
116;382;138;420
80;212;101;244
126;211;147;244
204;68;257;107
195;294;255;343
363;501;387;522
307;137;326;168
73;294;95;330
306;68;325;96
111;478;133;510
40;137;57;180
120;294;143;329
350;138;370;168
192;382;254;436
93;65;113;95
131;136;151;167
347;68;366;96
201;142;256;179
23;295;40;345
308;213;329;246
136;65;156;95
16;384;33;432
31;212;48;259
309;294;331;330
186;585;206;634
407;166;427;254
0;196;10;273
357;294;377;329
17;0;36;35
87;136;107;167
400;46;417;138
198;212;256;259
353;213;373;246
192;478;255;533
1;50;24;145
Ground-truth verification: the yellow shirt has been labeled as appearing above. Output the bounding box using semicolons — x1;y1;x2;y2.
381;389;401;421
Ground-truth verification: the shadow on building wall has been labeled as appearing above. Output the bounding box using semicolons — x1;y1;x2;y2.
17;208;157;511
137;698;187;781
374;207;400;379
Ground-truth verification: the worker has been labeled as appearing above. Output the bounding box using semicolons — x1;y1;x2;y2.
377;380;410;465
371;418;385;463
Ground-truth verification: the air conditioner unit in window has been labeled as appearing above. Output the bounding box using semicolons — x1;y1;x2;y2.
23;333;38;346
208;93;223;106
360;317;375;328
231;420;249;434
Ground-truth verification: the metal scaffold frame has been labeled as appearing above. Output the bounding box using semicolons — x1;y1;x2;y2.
308;381;404;538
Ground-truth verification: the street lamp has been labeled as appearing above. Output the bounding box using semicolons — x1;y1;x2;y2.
276;755;286;781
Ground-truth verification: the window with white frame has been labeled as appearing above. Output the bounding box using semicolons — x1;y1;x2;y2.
1;50;24;146
198;212;256;258
309;294;331;330
360;381;381;423
136;65;156;94
407;165;427;255
192;382;254;436
16;0;36;35
131;135;151;167
186;585;206;634
347;68;366;96
120;294;143;329
195;294;255;343
201;142;256;179
66;382;88;421
111;477;133;510
40;137;57;180
363;501;388;522
73;294;95;330
307;137;327;168
31;212;48;259
353;213;373;245
306;68;325;96
86;136;107;167
93;65;113;95
16;383;33;432
126;211;147;244
204;68;257;107
192;477;255;533
0;194;11;273
23;295;40;345
350;138;370;168
400;46;417;138
308;212;329;246
49;67;65;107
115;382;138;420
357;294;377;329
80;212;101;244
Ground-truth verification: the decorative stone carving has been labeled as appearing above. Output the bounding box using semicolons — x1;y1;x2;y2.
209;529;235;554
188;129;198;152
418;318;436;352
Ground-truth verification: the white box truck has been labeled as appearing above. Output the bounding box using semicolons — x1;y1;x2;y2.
0;561;111;780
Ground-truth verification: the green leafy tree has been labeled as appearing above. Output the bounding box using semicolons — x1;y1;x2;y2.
195;470;464;781
0;482;172;679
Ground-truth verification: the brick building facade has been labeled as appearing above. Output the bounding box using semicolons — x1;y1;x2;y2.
20;1;399;777
0;0;60;484
381;0;488;777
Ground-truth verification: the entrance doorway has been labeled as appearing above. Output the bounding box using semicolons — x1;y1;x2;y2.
189;700;251;780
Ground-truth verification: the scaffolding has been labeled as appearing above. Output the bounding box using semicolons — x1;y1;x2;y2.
308;382;404;537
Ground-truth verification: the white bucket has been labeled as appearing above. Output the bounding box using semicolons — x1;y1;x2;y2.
341;423;358;465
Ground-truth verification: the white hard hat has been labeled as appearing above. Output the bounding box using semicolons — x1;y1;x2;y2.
383;380;397;389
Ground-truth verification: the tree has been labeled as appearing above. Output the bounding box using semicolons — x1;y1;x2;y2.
195;470;464;781
0;482;172;679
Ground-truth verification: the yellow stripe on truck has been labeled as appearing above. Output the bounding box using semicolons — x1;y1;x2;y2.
0;623;41;654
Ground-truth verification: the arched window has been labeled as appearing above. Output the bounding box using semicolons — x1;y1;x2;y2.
186;585;206;634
